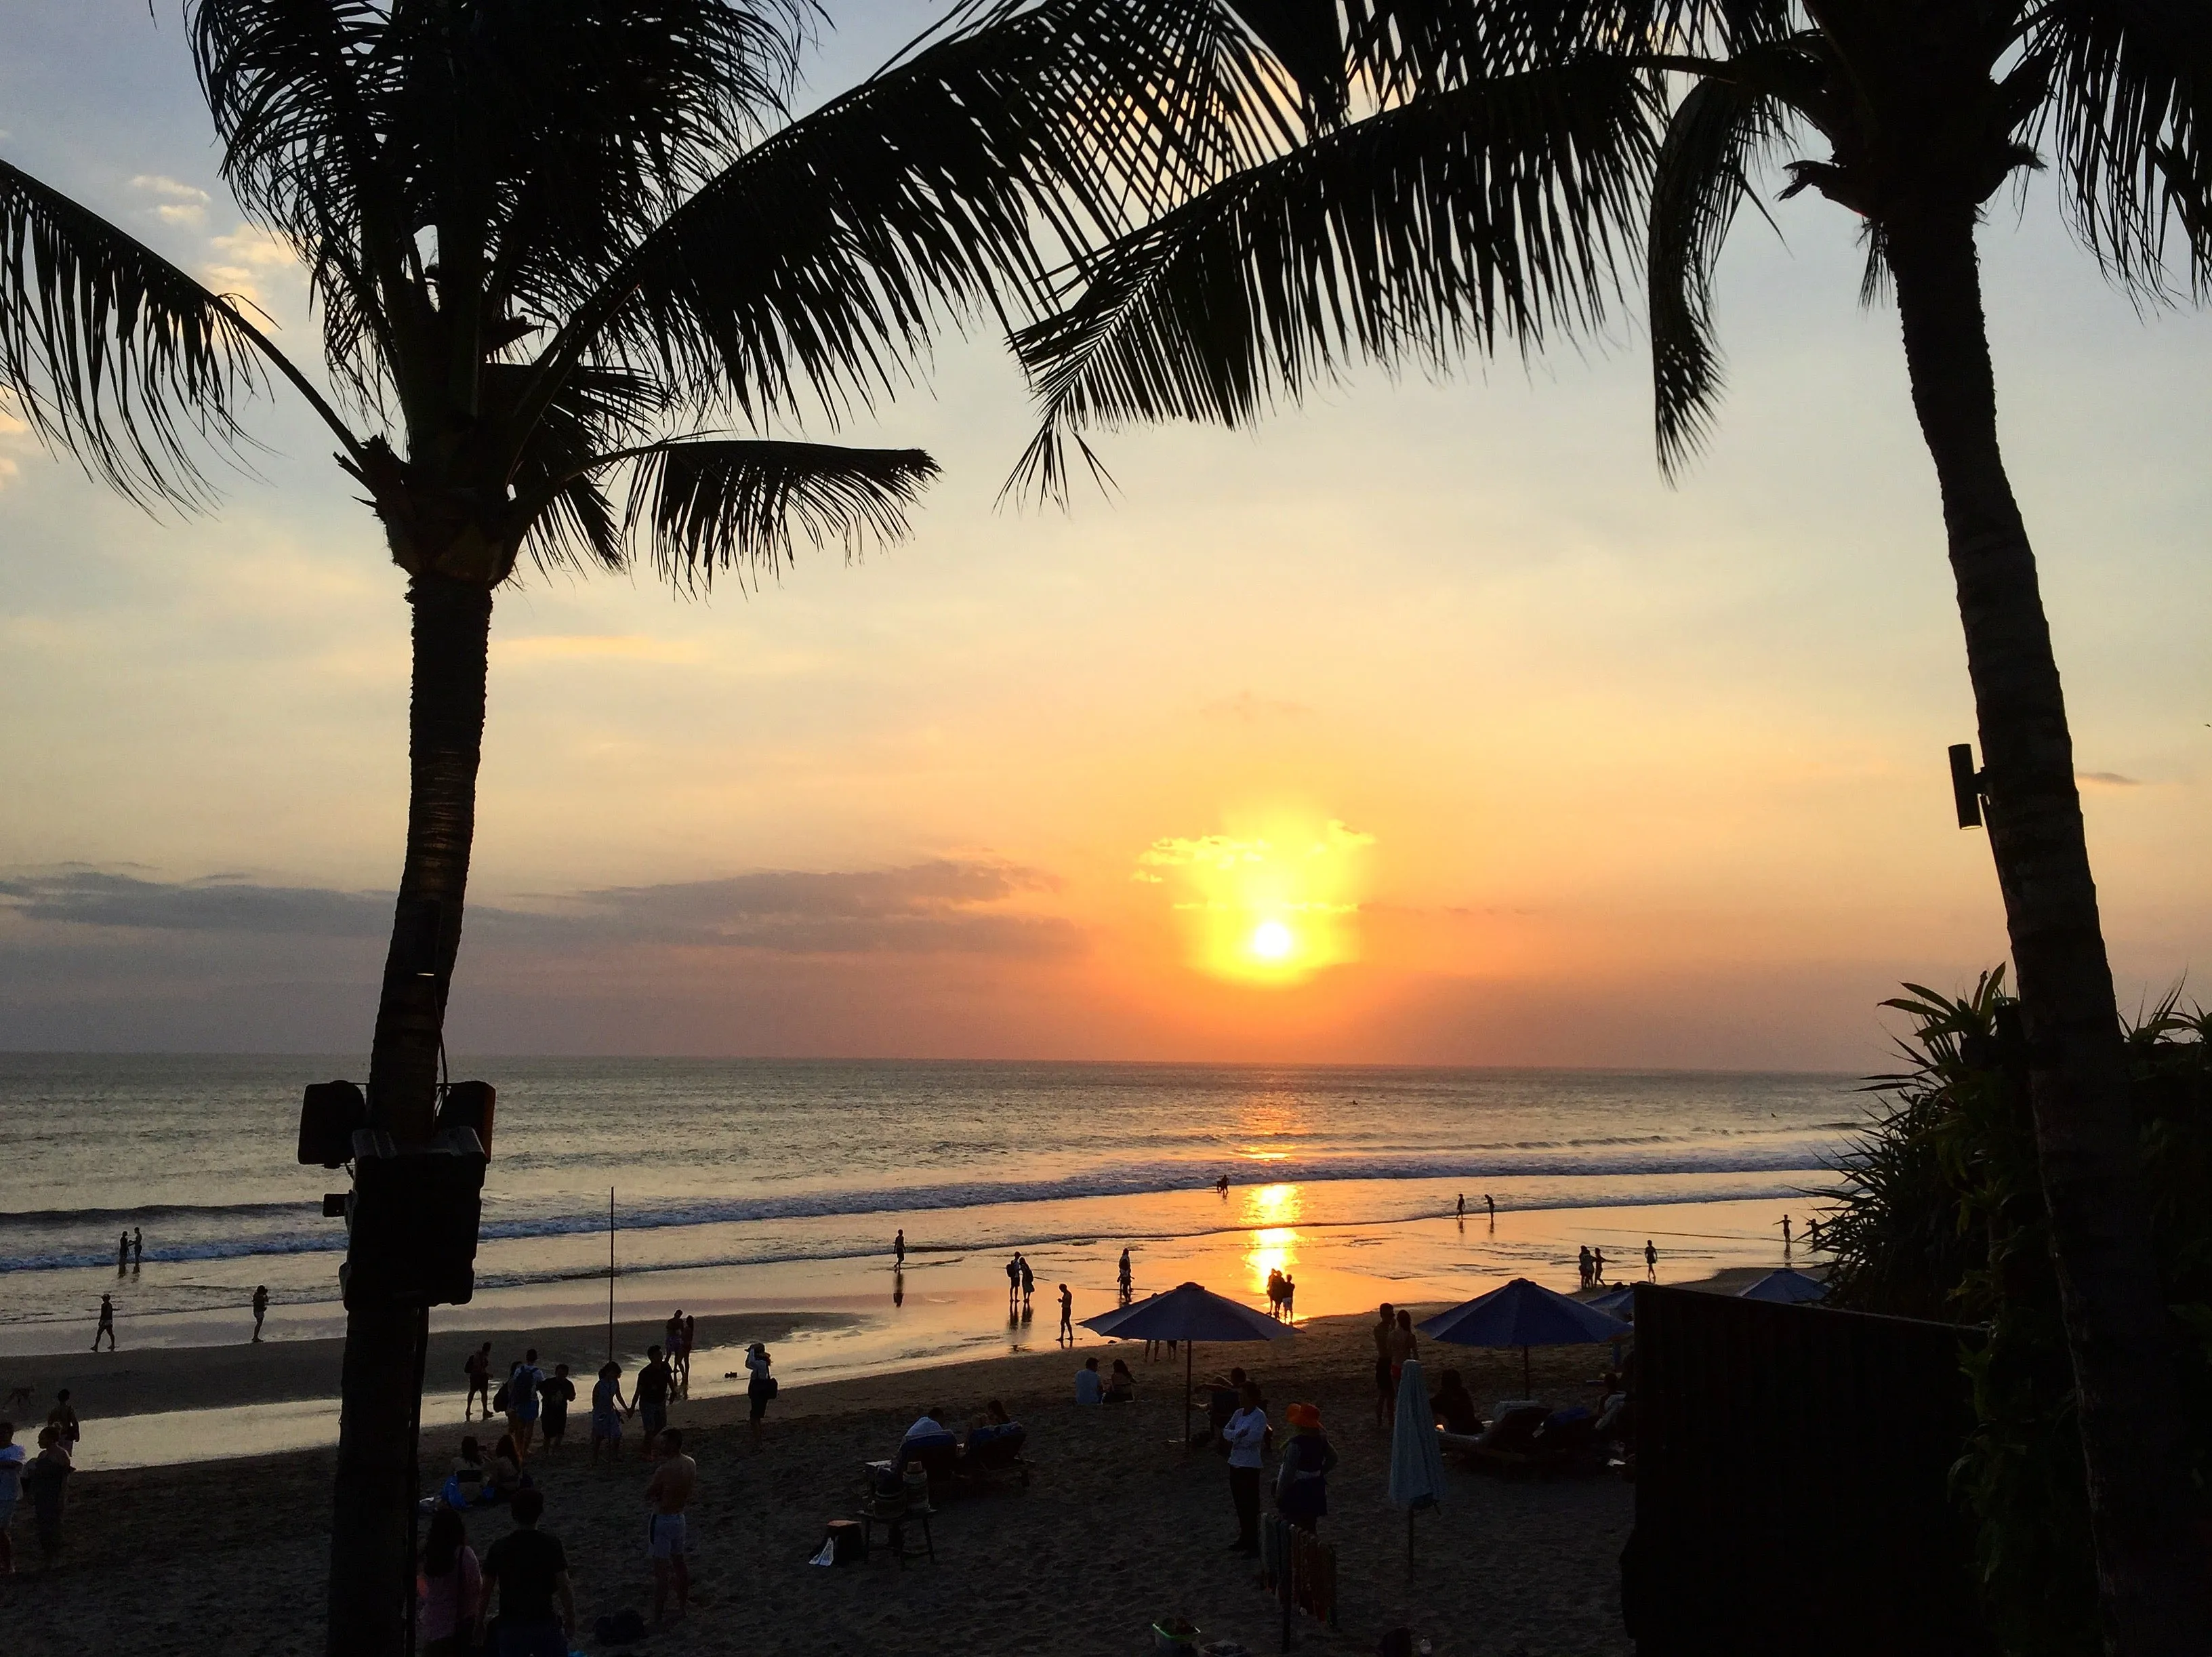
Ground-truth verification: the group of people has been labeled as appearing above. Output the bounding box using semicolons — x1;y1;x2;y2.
115;1228;142;1272
1005;1252;1037;1305
1372;1304;1420;1425
1452;1193;1498;1222
0;1399;79;1573
1264;1269;1297;1320
1576;1240;1661;1290
419;1426;701;1656
1202;1366;1335;1553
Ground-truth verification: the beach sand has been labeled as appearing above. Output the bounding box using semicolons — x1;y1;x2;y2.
3;1306;1640;1657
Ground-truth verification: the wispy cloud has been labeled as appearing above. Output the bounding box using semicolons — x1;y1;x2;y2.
131;173;211;226
2078;771;2144;790
203;222;297;305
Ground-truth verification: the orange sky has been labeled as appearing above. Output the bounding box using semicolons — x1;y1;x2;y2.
1;1;2209;1067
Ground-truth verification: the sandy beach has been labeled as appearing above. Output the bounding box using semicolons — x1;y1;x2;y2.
1;1305;1647;1657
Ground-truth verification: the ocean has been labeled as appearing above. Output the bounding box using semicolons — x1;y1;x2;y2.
0;1053;1860;1342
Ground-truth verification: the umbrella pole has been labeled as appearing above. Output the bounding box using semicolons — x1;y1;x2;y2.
1183;1341;1193;1454
1522;1345;1531;1397
1408;1507;1415;1572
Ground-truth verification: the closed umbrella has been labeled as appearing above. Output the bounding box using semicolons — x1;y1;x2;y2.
1082;1282;1292;1450
1739;1267;1827;1304
1388;1358;1448;1569
1417;1276;1626;1395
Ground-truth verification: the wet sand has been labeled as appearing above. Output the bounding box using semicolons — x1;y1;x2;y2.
3;1307;1639;1657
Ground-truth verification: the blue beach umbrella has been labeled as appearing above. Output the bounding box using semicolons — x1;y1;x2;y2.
1082;1282;1292;1450
1739;1267;1828;1305
1586;1285;1637;1320
1418;1276;1626;1395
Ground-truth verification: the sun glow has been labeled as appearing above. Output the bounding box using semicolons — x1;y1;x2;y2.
1136;813;1376;983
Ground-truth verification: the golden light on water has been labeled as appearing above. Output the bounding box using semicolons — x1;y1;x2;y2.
1134;815;1376;983
1240;1182;1303;1298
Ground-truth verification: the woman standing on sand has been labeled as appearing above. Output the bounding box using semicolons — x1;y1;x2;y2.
1274;1405;1336;1533
417;1506;481;1656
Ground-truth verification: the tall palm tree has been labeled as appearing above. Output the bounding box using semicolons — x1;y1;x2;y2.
0;1;1335;1649
1009;0;2210;1646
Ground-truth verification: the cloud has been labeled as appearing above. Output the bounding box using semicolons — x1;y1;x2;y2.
1136;834;1271;873
2078;771;2143;790
203;222;298;304
0;860;1078;960
131;173;210;226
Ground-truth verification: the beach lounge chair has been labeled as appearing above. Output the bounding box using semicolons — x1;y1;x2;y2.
893;1430;961;1494
956;1423;1030;1490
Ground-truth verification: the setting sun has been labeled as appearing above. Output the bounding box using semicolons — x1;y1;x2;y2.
1134;813;1376;984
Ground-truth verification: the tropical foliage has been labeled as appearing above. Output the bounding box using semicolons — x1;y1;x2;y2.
1818;974;2212;1656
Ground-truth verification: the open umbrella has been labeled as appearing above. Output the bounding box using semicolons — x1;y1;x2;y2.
1082;1282;1292;1450
1388;1358;1447;1569
1417;1276;1625;1394
1585;1285;1637;1320
1739;1267;1828;1305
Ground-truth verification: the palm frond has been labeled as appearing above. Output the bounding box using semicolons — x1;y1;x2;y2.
0;157;268;508
2028;0;2212;290
621;438;941;588
543;0;1316;441
1008;56;1656;502
1647;71;1786;478
487;362;670;577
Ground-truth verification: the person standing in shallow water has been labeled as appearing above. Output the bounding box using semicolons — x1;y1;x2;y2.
117;1233;129;1273
893;1229;906;1268
1057;1283;1073;1344
1645;1240;1658;1281
131;1228;142;1268
251;1284;270;1342
92;1294;115;1352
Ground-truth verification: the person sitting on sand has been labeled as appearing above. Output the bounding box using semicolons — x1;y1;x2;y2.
590;1362;630;1466
1430;1368;1481;1435
487;1434;525;1501
1103;1359;1136;1404
478;1487;574;1655
1074;1357;1104;1406
451;1435;489;1505
417;1505;480;1657
644;1428;697;1624
1274;1404;1337;1534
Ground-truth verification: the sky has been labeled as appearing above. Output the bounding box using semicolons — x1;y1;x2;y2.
1;0;2208;1067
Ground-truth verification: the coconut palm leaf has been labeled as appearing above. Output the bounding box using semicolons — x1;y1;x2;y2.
617;437;941;587
1647;71;1788;476
0;156;274;507
1008;56;1656;499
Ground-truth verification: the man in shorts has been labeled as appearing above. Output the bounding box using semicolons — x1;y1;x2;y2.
635;1345;674;1456
478;1487;573;1656
642;1428;697;1623
464;1343;494;1421
538;1363;576;1452
590;1362;630;1465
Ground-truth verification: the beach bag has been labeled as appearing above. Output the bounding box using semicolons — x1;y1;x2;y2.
491;1381;510;1414
764;1376;779;1399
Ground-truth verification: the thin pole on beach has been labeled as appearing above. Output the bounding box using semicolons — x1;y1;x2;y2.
607;1188;616;1366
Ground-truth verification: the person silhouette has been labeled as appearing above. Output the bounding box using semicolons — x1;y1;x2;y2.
252;1284;270;1341
93;1294;116;1351
1057;1284;1073;1345
1780;1214;1793;1252
1644;1240;1658;1281
1484;1193;1496;1221
1019;1256;1035;1301
117;1232;129;1273
1455;1193;1465;1221
131;1228;143;1268
893;1229;906;1267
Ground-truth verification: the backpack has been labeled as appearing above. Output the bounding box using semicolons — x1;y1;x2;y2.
491;1381;511;1414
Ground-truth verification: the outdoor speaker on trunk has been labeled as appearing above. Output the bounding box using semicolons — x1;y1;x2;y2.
297;1080;369;1168
436;1080;497;1160
337;1126;487;1309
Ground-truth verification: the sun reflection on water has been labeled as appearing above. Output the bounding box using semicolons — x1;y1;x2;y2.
1241;1183;1303;1298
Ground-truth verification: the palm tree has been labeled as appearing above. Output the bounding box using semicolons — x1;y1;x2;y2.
0;1;1335;1649
1010;0;2210;1645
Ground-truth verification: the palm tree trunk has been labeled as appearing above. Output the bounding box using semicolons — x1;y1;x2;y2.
1883;199;2208;1654
328;571;494;1657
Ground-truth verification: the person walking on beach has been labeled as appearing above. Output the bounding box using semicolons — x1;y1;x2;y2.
510;1349;544;1458
1275;1404;1336;1534
1593;1248;1608;1284
539;1364;575;1452
1216;1174;1230;1197
590;1362;630;1465
636;1345;674;1456
1019;1256;1035;1303
0;1418;22;1576
1455;1193;1465;1221
1057;1283;1073;1345
1118;1248;1133;1301
251;1284;269;1342
1780;1213;1793;1251
893;1229;906;1267
644;1428;697;1624
464;1343;494;1422
478;1488;574;1656
1644;1240;1658;1281
92;1294;115;1352
131;1228;142;1268
417;1505;481;1657
1224;1381;1267;1554
744;1342;775;1448
1372;1305;1395;1428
